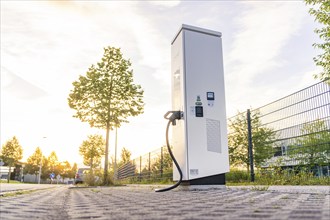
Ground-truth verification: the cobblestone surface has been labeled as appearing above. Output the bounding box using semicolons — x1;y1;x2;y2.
0;185;329;219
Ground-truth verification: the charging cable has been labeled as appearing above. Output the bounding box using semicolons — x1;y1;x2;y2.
155;111;183;192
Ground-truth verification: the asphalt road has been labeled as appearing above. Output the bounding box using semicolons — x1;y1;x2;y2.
0;184;329;220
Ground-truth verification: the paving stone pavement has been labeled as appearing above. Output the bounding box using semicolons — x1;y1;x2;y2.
0;185;329;220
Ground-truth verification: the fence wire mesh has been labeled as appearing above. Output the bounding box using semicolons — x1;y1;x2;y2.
254;80;330;176
117;146;173;184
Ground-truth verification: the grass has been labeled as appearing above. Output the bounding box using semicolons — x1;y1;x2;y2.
251;185;269;191
226;169;330;186
115;175;174;185
0;180;22;184
0;189;38;198
78;168;330;187
90;189;101;193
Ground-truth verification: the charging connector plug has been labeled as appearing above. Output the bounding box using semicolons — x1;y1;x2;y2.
164;111;182;125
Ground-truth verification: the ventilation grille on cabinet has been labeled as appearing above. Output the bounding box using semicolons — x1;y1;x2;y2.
206;118;221;153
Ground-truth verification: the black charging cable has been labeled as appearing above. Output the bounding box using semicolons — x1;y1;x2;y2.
155;111;183;192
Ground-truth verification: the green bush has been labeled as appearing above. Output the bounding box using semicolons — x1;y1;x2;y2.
226;169;250;182
254;168;326;185
83;172;102;186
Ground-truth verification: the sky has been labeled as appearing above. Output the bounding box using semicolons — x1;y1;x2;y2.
0;0;322;166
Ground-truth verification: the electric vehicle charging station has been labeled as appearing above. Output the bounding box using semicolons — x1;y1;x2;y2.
170;24;229;186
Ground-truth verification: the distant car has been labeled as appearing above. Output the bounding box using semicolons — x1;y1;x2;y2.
74;168;89;184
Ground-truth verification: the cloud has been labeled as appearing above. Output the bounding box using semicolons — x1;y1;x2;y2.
148;1;180;7
224;2;308;115
121;7;170;85
227;2;306;85
1;66;48;99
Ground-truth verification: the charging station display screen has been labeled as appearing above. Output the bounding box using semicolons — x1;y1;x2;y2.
207;92;215;100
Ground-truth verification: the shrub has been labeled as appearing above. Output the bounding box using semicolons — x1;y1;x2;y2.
83;172;102;186
226;169;250;182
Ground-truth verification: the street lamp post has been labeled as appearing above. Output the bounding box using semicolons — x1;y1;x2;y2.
113;127;118;182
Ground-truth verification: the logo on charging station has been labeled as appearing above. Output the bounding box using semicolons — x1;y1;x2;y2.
195;95;202;106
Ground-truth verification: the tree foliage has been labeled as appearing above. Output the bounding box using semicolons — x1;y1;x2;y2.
59;161;75;179
151;146;172;173
1;136;23;166
43;151;63;177
47;151;59;174
79;134;105;170
24;147;49;179
68;46;144;182
0;136;23;182
70;163;78;178
24;147;43;175
68;47;144;129
24;148;77;181
305;0;330;82
117;147;136;179
118;147;132;167
228;111;277;170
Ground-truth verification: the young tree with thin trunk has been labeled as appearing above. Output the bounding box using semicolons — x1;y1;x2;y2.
24;147;43;175
68;46;144;184
118;147;132;167
0;136;23;182
70;162;78;178
48;151;59;175
79;134;105;172
25;150;48;181
228;111;276;171
117;147;136;180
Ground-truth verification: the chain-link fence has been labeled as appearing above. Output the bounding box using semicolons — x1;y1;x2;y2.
117;146;173;184
117;80;330;184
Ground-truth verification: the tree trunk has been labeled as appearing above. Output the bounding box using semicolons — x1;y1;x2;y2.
90;158;93;174
103;124;110;184
114;127;118;181
7;166;11;183
104;77;113;185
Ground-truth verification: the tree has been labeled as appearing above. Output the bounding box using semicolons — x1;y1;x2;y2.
118;147;132;167
290;119;330;170
117;147;136;180
40;156;49;180
151;146;173;179
70;162;78;178
305;0;330;82
0;136;23;182
25;148;49;181
60;161;72;179
47;151;59;175
228;111;276;171
68;46;144;183
79;134;105;171
24;147;43;177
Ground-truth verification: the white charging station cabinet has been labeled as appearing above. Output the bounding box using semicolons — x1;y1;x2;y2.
171;24;229;185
